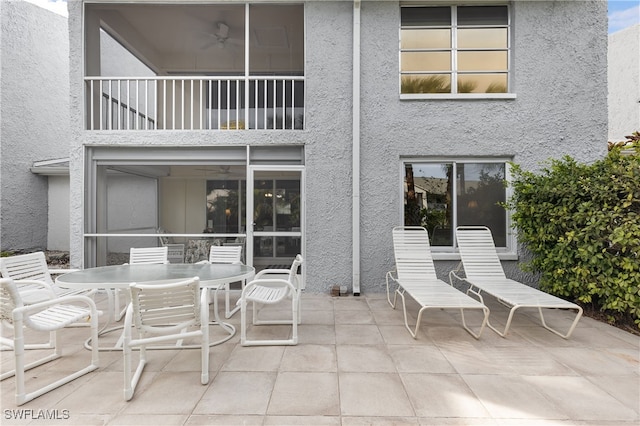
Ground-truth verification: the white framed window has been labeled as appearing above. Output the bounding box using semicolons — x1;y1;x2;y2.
400;4;514;99
403;159;516;258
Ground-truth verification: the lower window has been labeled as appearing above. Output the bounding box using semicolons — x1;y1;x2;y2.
404;160;509;249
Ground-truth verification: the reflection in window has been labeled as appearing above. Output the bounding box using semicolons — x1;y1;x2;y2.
404;161;507;247
400;5;510;94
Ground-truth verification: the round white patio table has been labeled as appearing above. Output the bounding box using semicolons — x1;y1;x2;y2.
56;263;255;349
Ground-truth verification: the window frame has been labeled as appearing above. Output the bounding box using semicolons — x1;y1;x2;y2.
399;3;516;100
400;157;517;260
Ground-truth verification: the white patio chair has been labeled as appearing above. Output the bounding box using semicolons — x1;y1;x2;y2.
0;277;99;406
450;226;583;338
0;251;95;348
239;254;303;346
113;246;169;321
123;276;209;401
199;245;244;318
387;226;489;339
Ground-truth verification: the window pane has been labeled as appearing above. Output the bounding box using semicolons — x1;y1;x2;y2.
401;52;451;72
458;51;507;72
458;6;508;26
458;74;507;93
458;28;507;49
401;28;451;49
456;163;506;247
405;163;453;246
401;7;451;26
401;74;451;94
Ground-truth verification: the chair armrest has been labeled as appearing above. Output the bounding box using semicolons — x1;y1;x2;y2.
196;260;209;265
255;269;290;279
14;279;58;299
14;292;99;316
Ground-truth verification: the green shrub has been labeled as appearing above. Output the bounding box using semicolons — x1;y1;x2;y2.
505;144;640;328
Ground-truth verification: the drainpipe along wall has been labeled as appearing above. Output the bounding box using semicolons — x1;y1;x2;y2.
352;0;361;295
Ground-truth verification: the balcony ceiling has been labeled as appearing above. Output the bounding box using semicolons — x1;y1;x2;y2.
89;4;304;74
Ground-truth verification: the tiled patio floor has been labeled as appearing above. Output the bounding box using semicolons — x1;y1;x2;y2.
1;292;639;425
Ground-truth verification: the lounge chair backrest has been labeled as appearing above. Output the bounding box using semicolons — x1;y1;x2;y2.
392;226;439;282
455;226;506;280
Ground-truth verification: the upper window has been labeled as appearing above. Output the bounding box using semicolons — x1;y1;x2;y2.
400;5;510;97
404;160;512;253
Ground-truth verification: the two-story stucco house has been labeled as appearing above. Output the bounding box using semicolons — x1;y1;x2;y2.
67;0;607;294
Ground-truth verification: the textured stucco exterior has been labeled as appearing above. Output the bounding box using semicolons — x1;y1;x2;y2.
608;24;640;142
0;1;70;252
67;1;607;293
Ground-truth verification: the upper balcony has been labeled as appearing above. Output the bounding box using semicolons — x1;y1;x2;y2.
84;3;304;131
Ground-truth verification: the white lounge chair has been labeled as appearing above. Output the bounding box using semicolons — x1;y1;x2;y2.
450;226;583;339
239;254;303;346
123;277;208;401
0;277;100;406
387;226;489;339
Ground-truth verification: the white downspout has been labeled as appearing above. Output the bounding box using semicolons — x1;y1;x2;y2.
352;0;361;295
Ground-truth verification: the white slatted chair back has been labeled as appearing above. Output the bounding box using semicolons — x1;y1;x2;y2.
129;247;169;265
0;252;82;304
0;252;51;283
455;226;507;280
208;245;243;264
129;278;202;335
392;226;439;282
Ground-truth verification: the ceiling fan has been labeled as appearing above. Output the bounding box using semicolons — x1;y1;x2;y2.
200;22;242;50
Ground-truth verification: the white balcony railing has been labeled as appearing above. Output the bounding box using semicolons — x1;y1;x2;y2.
85;76;305;131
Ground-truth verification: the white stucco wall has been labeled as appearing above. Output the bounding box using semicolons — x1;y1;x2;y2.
47;175;70;250
67;1;607;292
0;1;69;252
608;24;640;142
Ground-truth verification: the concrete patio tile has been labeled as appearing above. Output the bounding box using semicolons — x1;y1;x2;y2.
473;346;578;376
343;416;420;425
462;374;570;420
301;295;335;311
337;344;397;372
185;414;264;425
378;325;432;345
419;419;499;425
525;375;639;422
334;309;376;325
296;324;336;344
280;344;337;372
109;414;189;425
387;345;456;374
438;340;513;375
547;347;639;376
339;372;414;417
194;371;276;415
264;415;340;425
371;306;407;325
335;324;384;345
300;308;336;325
119;372;209;415
267;371;340;416
584;374;640;414
333;296;371;311
54;371;127;414
220;345;284;371
401;373;491;418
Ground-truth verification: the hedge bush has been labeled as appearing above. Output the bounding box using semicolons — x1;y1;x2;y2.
505;142;640;328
